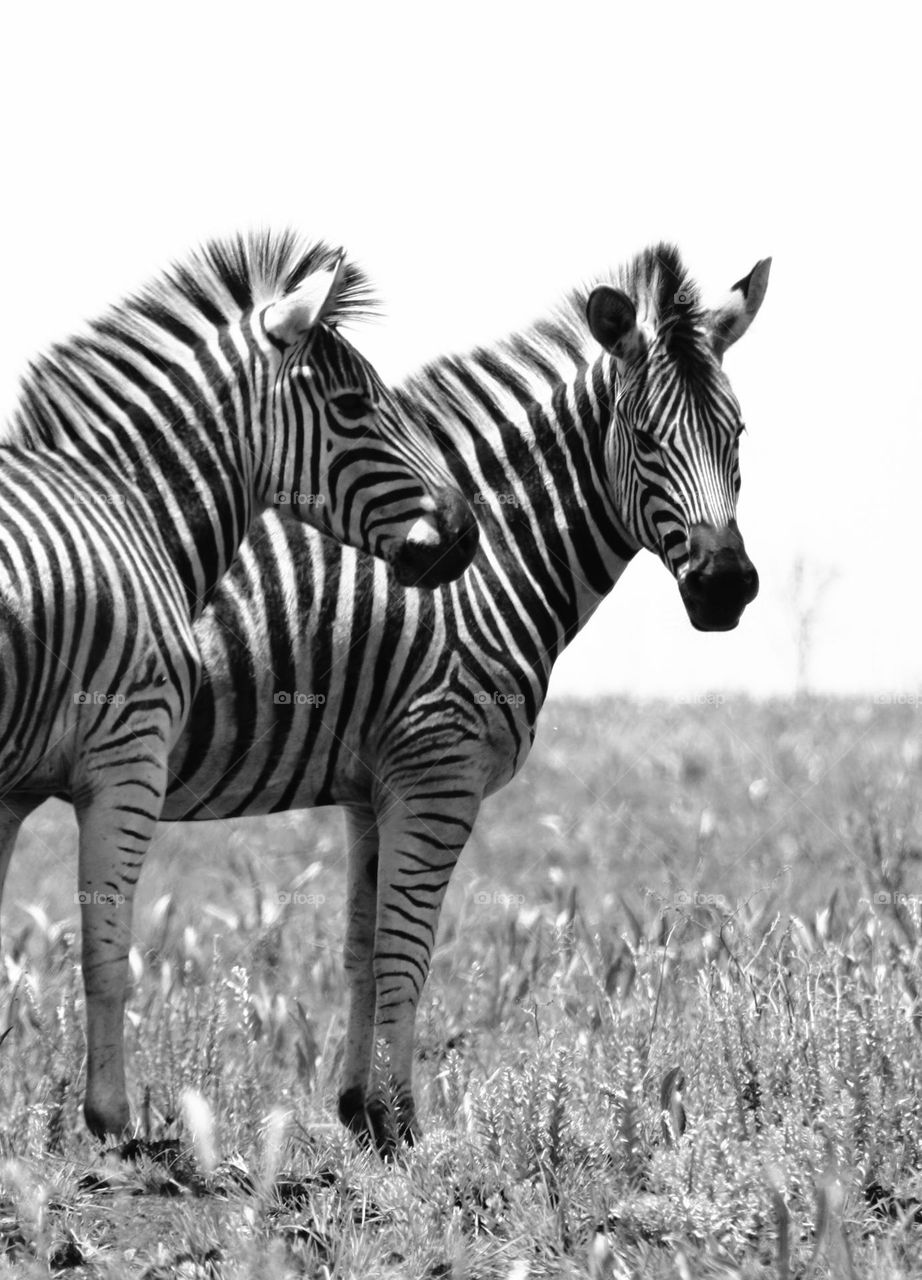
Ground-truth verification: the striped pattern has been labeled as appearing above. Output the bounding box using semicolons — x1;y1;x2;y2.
0;230;477;1138
162;243;770;1151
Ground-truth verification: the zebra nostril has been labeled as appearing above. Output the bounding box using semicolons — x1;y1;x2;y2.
683;560;756;607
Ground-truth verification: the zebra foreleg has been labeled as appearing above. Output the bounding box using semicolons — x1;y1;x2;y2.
76;761;169;1139
337;804;382;1147
367;788;480;1151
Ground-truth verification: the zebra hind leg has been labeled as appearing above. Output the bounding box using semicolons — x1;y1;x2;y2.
337;805;386;1149
76;758;170;1140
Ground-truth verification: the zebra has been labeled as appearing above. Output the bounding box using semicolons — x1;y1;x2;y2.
149;243;772;1151
0;229;479;1139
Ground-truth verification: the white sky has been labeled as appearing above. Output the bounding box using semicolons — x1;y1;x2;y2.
0;2;917;698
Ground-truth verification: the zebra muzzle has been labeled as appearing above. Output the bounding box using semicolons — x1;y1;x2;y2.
678;521;759;631
390;487;479;589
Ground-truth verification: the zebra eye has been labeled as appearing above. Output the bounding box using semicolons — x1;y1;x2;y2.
331;393;373;420
634;428;659;453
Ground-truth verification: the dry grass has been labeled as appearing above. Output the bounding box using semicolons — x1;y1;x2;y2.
1;694;921;1277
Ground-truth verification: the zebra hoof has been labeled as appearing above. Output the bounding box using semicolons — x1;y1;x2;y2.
337;1086;386;1154
338;1086;414;1159
365;1098;399;1160
338;1086;368;1133
338;1081;419;1158
84;1097;131;1143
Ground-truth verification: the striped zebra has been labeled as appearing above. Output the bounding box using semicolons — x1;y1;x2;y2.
153;243;771;1152
0;230;478;1139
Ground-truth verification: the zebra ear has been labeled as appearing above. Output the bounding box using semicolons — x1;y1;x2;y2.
586;287;643;361
264;254;347;346
710;257;772;356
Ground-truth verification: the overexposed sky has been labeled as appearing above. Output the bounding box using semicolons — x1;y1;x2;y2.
0;2;917;697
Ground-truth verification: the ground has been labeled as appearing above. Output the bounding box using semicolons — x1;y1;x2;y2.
1;694;921;1278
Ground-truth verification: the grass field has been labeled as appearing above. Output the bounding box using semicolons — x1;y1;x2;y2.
2;693;922;1277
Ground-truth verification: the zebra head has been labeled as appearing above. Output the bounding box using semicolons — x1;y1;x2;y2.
587;248;770;631
261;258;478;587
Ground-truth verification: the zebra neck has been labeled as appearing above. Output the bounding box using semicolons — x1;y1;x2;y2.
126;452;256;614
412;352;640;690
9;384;262;617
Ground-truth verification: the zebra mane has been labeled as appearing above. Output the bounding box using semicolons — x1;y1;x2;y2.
6;230;377;447
401;243;714;427
148;230;378;327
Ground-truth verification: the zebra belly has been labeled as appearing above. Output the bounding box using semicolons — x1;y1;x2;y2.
162;646;526;820
162;704;375;818
162;629;387;819
162;518;534;821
